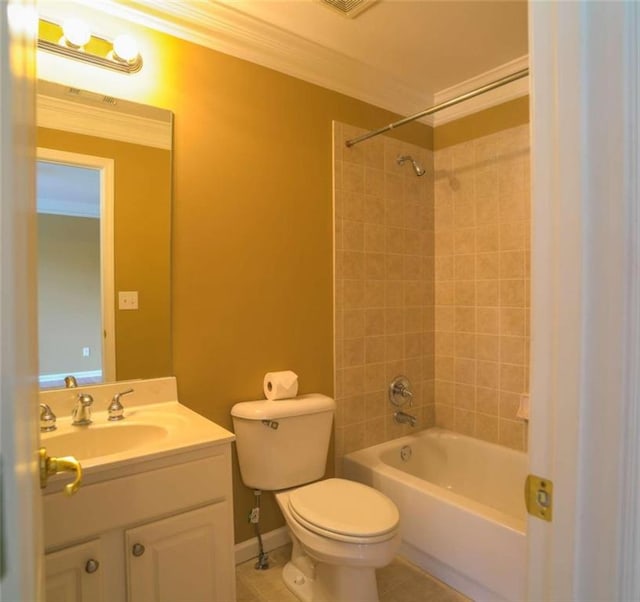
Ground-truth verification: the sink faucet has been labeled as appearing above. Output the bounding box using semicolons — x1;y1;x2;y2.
64;375;78;388
394;410;417;427
72;393;94;426
39;403;57;432
108;388;134;421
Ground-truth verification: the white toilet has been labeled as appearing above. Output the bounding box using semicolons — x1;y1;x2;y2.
231;393;400;602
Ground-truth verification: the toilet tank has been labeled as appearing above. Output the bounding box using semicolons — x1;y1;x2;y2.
231;394;335;491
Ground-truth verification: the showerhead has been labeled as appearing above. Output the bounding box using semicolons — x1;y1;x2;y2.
397;155;426;177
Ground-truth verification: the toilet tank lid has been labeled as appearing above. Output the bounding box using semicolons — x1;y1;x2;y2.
231;394;335;420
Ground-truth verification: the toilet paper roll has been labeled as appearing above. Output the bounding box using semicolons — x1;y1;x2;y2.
263;371;299;400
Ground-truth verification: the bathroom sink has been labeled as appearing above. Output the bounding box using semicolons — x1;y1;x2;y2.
39;379;235;478
44;423;169;461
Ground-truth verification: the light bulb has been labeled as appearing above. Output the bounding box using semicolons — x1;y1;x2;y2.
62;18;91;48
113;34;139;63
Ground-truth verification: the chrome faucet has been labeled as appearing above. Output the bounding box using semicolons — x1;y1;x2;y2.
39;403;57;432
64;375;78;388
394;410;417;427
72;393;94;426
108;388;134;421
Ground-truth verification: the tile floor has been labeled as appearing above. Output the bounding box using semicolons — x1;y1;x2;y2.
236;544;469;602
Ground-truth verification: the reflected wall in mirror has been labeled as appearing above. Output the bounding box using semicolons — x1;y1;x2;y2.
37;80;173;389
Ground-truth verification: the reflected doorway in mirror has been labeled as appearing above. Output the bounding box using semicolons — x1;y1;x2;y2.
36;148;115;389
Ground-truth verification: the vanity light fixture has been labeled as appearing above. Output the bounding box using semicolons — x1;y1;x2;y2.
38;18;143;74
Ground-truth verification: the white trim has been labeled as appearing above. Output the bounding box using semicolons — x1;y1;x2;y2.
36;148;116;385
0;2;42;599
37;93;171;150
234;526;291;565
38;370;102;386
528;1;638;600
430;56;530;126
619;1;640;598
53;0;431;120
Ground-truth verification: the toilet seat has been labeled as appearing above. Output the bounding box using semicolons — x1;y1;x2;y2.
287;478;399;544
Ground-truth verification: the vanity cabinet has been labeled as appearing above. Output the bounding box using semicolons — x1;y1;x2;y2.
45;539;104;602
43;443;235;602
126;504;228;601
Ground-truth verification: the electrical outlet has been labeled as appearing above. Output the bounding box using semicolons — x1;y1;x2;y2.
82;347;90;357
118;291;139;310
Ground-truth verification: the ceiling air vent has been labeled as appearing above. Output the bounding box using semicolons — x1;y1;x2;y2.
317;0;379;19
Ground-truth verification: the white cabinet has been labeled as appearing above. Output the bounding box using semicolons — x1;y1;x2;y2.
127;504;233;602
45;539;105;602
43;444;235;602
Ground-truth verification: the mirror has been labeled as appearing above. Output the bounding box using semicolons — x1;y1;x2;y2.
36;80;173;389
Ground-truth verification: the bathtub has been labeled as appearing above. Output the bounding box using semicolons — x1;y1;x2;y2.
343;428;527;601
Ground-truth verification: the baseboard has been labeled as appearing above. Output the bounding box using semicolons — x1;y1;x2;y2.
235;526;291;565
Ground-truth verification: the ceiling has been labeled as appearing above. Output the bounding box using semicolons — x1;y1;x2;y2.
43;0;529;122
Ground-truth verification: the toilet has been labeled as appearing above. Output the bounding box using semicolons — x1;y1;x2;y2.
231;394;400;602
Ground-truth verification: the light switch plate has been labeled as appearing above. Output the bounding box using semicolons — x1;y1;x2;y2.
118;291;139;310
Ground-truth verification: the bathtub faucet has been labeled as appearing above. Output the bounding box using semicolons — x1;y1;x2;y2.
394;410;417;427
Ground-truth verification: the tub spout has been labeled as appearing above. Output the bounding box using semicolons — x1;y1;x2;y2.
394;410;417;427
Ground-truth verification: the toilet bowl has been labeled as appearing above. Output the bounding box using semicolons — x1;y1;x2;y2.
275;479;400;602
231;394;400;602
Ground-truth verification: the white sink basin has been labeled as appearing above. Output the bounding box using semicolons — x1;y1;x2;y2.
44;423;169;461
39;399;234;476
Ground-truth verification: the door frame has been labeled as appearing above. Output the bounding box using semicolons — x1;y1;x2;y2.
36;147;116;384
0;1;41;600
528;1;640;599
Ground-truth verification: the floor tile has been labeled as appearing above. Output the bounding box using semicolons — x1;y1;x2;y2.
236;544;468;602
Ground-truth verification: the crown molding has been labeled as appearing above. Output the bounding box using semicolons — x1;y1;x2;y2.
80;1;528;129
37;93;172;149
430;56;530;126
96;0;432;119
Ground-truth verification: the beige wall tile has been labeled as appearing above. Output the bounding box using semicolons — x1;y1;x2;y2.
365;308;385;336
476;224;500;252
344;338;364;367
477;280;499;306
455;384;475;410
454;332;476;358
476;387;499;415
477;307;499;334
476;334;499;361
336;122;528;461
476;413;499;443
454;408;475;436
500;279;526;307
476;360;499;389
365;336;385;363
455;307;476;333
454;357;476;385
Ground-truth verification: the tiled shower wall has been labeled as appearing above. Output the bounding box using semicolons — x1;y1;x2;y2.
433;124;530;450
333;122;435;470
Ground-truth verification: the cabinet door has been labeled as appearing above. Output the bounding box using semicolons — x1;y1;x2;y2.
126;503;234;602
45;539;105;602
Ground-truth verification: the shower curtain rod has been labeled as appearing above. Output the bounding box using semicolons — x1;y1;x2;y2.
344;67;529;148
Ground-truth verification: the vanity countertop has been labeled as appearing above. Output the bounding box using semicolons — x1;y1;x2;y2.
39;377;234;488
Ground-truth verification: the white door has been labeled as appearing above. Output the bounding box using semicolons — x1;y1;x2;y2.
528;1;640;600
0;1;42;602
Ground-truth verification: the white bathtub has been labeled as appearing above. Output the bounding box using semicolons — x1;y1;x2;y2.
343;428;527;601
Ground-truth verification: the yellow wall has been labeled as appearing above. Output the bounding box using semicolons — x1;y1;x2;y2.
37;128;172;381
38;20;432;542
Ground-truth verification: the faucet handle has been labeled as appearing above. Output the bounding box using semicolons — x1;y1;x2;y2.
71;393;93;426
389;375;413;407
39;403;57;432
108;388;134;421
77;393;93;406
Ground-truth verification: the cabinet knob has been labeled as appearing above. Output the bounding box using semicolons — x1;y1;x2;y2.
85;559;99;574
132;543;145;557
